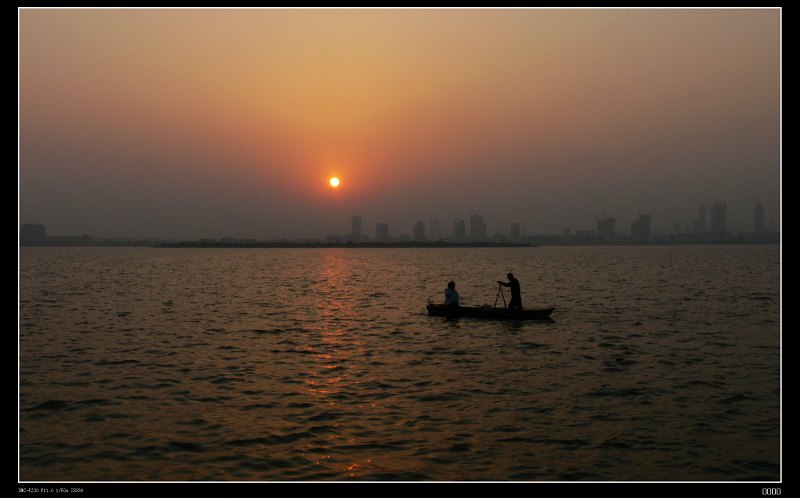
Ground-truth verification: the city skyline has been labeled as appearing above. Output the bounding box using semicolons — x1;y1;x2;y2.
21;198;778;245
19;8;780;240
326;199;775;242
19;200;779;241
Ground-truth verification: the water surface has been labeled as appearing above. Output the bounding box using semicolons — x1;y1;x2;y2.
19;246;780;480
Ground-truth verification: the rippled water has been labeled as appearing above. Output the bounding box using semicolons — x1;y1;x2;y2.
19;246;780;481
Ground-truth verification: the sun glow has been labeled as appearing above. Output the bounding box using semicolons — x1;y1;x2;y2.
329;177;340;187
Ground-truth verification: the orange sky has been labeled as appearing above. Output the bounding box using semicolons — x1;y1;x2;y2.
19;8;780;238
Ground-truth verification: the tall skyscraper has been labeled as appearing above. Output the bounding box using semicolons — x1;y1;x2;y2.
596;217;616;239
412;220;427;242
754;201;765;234
710;201;727;235
469;214;487;241
692;205;707;234
453;219;466;241
376;223;389;242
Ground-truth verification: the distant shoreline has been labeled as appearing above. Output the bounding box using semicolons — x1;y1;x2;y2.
18;240;782;248
158;241;536;248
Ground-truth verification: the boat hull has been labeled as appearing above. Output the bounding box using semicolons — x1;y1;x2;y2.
426;304;555;320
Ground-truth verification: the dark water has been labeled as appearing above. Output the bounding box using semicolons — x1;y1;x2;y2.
19;246;780;481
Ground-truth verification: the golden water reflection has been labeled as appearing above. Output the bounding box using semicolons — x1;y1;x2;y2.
303;252;379;477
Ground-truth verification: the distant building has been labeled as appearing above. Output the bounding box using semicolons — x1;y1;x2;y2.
692;205;707;234
344;215;368;242
428;218;441;241
672;222;682;234
710;201;727;236
412;220;427;242
375;223;390;242
596;217;616;240
453;219;466;241
631;214;651;243
754;201;765;234
510;222;521;242
21;224;45;244
470;214;487;241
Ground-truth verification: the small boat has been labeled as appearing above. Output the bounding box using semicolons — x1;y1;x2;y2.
426;304;555;320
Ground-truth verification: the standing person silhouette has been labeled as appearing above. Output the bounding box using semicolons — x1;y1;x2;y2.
497;273;522;309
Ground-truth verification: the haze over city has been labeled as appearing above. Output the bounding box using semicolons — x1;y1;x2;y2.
19;8;780;240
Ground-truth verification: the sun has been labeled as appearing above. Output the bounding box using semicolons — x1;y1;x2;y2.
329;177;340;188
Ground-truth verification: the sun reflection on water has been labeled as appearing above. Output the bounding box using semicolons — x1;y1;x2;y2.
298;252;384;476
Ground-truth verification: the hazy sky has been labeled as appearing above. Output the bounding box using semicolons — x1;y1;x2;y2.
19;8;780;239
